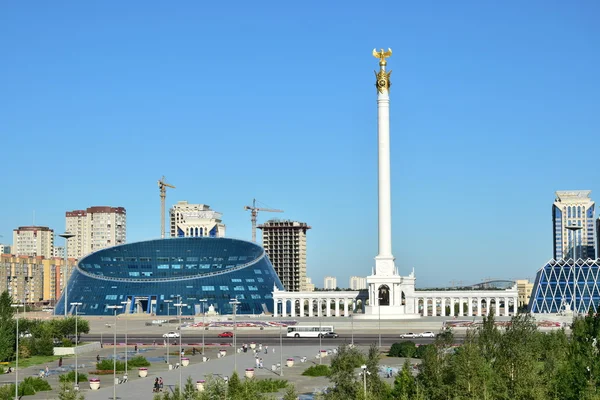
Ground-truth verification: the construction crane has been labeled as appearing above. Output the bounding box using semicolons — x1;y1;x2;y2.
158;176;175;239
244;199;283;243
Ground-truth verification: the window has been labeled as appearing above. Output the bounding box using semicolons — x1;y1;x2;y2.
105;295;117;300
186;264;198;269
257;278;264;283
129;272;140;277
254;269;263;274
233;285;245;291
220;286;229;291
231;278;242;283
157;264;169;269
157;257;169;263
201;286;215;291
172;264;182;269
251;294;261;299
187;257;199;262
245;278;256;283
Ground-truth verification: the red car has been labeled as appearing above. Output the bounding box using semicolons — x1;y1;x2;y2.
218;331;234;338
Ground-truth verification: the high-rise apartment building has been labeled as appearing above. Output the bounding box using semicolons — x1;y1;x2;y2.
0;244;11;254
12;226;54;258
516;279;534;308
324;276;337;290
552;191;596;260
258;220;311;291
305;277;315;292
53;246;65;258
65;206;126;259
349;276;367;290
169;201;225;238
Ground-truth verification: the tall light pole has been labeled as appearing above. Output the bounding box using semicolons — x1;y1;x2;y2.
164;299;173;367
319;316;322;365
229;298;241;373
120;301;129;376
107;305;122;400
279;323;284;377
361;364;368;398
59;232;75;318
350;313;354;346
70;302;82;390
199;298;207;355
174;298;187;393
12;303;24;400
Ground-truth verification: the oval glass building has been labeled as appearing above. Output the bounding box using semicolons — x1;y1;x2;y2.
54;237;284;316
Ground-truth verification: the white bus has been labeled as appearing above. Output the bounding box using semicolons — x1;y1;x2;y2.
287;325;335;338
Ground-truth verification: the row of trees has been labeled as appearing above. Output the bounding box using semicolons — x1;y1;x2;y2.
316;311;600;400
0;291;89;362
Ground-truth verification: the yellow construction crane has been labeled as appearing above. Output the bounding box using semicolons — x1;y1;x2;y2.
158;176;175;239
244;199;283;243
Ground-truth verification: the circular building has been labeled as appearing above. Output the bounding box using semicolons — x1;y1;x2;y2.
54;237;284;316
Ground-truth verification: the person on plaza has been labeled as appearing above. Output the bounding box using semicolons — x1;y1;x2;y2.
264;345;268;354
159;377;163;391
134;344;138;352
45;365;49;377
58;357;63;367
192;347;196;355
39;369;45;378
255;357;260;368
259;358;263;369
180;349;185;357
96;354;100;362
153;378;160;393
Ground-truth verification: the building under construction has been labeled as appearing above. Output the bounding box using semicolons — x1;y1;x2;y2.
258;220;310;292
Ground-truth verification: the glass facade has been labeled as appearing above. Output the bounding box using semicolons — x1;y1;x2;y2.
528;258;600;314
54;237;284;316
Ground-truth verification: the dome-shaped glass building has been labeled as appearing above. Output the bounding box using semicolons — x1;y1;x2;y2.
54;237;284;316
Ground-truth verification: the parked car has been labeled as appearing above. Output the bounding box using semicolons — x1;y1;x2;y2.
218;331;234;338
163;331;180;338
419;331;435;338
19;331;32;338
320;332;339;338
399;332;416;339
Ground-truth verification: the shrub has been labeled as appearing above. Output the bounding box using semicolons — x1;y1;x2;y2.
302;364;331;377
127;356;150;368
61;338;74;348
254;378;288;392
96;359;126;372
415;344;431;359
59;370;89;383
19;377;52;395
389;341;417;358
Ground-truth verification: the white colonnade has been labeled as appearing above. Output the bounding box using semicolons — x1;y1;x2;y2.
272;288;367;317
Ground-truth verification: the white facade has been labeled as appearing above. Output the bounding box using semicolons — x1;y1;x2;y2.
169;201;225;238
53;246;65;258
259;220;311;292
305;277;315;292
12;226;54;258
552;191;596;260
66;206;126;259
349;276;367;290
324;276;337;290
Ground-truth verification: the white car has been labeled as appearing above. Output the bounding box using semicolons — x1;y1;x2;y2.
163;331;180;338
399;332;416;339
419;331;435;338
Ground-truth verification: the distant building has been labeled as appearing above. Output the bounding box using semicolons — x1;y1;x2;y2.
0;244;11;254
349;276;367;290
516;279;534;308
324;276;337;290
53;246;65;258
258;220;311;291
169;201;225;238
13;226;54;258
66;206;126;259
552;191;596;260
597;217;600;259
305;277;315;292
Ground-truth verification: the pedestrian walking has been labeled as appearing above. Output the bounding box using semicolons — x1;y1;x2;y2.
159;377;163;391
264;345;268;354
58;357;63;367
96;354;100;362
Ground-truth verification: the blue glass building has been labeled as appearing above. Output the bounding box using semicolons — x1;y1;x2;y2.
54;237;284;316
528;258;600;314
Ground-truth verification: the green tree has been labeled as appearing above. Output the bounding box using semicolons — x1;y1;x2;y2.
57;381;86;400
449;329;493;400
365;344;389;399
391;359;416;400
0;291;16;361
282;384;299;400
325;344;367;400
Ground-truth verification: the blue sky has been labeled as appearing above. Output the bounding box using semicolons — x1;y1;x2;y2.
1;1;599;288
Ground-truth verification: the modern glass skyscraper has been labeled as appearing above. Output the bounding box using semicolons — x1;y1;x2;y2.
552;191;596;260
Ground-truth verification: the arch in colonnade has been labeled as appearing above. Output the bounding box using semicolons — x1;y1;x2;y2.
401;291;406;305
378;285;390;306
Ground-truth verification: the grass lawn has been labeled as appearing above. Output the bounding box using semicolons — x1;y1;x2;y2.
4;355;71;369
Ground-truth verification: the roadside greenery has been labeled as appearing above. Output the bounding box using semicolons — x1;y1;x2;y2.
59;370;89;383
0;290;89;362
0;377;52;399
302;364;331;376
152;374;289;400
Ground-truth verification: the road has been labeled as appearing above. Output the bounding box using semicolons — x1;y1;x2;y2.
83;332;451;346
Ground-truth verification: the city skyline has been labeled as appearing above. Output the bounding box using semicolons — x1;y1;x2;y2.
1;2;599;287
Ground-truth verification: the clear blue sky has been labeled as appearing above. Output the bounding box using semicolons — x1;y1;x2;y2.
1;1;599;288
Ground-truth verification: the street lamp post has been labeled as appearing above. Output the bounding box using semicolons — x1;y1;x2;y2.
107;305;122;400
12;303;24;400
319;316;322;365
229;298;241;373
164;299;172;366
70;302;82;390
279;323;284;377
350;313;354;346
120;301;129;377
59;232;75;318
361;364;368;397
174;298;187;393
199;299;208;355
